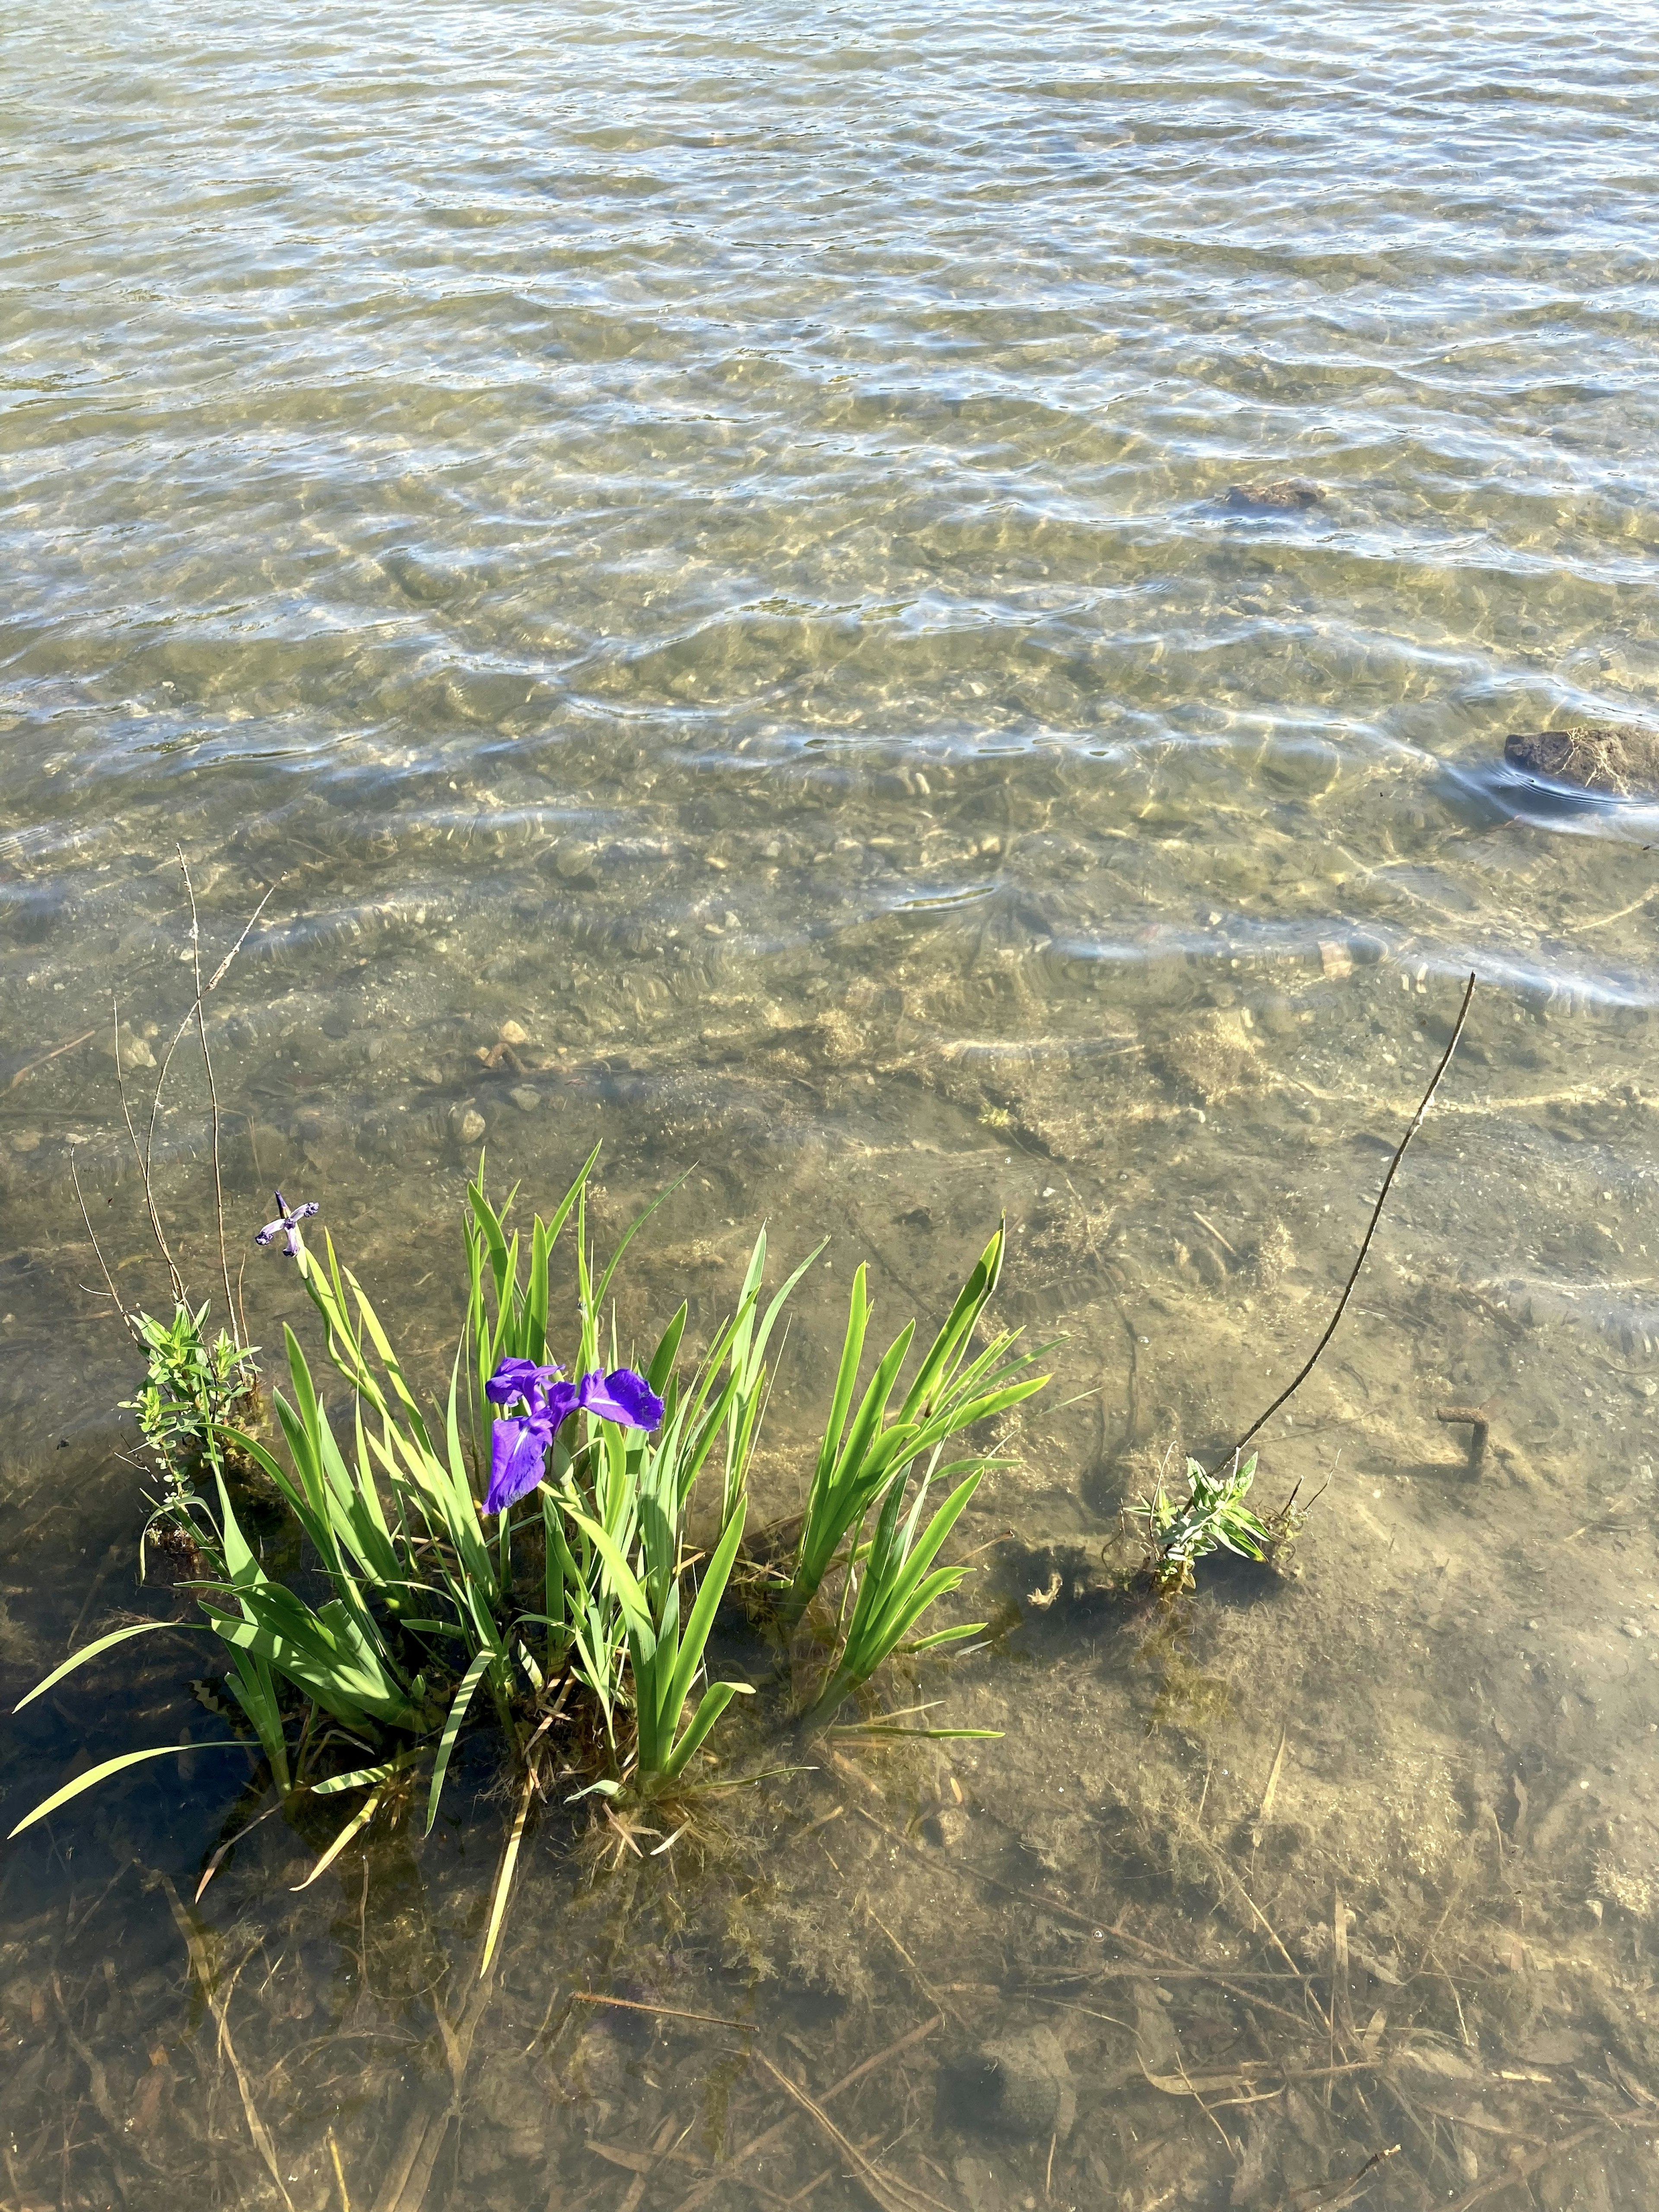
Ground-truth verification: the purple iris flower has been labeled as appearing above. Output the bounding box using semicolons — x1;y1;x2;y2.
483;1358;664;1515
255;1189;320;1258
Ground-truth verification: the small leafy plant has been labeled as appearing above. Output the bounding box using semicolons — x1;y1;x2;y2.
1128;1452;1270;1594
120;1300;255;1531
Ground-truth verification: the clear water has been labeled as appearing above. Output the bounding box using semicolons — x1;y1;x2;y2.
3;2;1659;2206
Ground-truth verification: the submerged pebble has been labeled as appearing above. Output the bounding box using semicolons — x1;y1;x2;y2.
549;841;598;881
99;1023;155;1072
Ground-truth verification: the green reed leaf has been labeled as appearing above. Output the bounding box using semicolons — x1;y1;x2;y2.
8;1742;244;1838
13;1619;207;1714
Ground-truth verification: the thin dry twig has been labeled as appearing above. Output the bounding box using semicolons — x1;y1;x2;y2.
69;1151;137;1344
178;850;236;1367
214;1952;296;2212
866;1904;958;2021
590;2139;708;2177
137;867;276;1341
114;994;185;1304
751;2052;950;2212
614;2113;679;2212
1220;1864;1332;2036
328;2129;353;2212
1286;2141;1400;2212
1171;2055;1237;2161
572;1991;757;2033
668;2016;941;2212
1432;2127;1605;2212
149;1873;295;2211
6;1024;98;1092
1213;970;1475;1468
1252;1726;1288;1845
369;1948;502;2212
844;1802;1315;2034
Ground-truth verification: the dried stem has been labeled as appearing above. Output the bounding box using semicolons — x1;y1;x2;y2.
6;1025;97;1094
115;993;185;1304
750;2050;948;2212
177;849;238;1368
69;1152;140;1348
668;2016;941;2212
129;865;277;1345
1212;971;1476;1471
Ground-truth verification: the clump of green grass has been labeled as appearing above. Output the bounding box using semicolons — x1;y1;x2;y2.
783;1227;1046;1724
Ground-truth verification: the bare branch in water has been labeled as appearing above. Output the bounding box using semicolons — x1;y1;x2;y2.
207;880;280;994
6;1025;98;1094
1211;969;1477;1471
234;1247;251;1362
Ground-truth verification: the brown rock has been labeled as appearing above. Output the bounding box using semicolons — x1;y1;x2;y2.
1503;723;1659;799
921;1805;973;1850
1221;477;1325;511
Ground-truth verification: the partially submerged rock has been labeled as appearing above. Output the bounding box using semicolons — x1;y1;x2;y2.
1221;477;1324;511
1503;723;1659;801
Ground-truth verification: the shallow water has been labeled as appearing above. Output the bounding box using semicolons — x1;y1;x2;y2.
3;1;1659;2206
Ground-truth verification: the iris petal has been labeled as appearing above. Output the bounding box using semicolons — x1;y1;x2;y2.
538;1379;581;1428
575;1367;664;1431
486;1356;559;1408
484;1415;553;1514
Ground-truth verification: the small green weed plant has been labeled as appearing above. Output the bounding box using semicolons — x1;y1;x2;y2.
13;1152;1046;1957
120;1300;256;1542
1128;1453;1313;1595
1128;1452;1268;1594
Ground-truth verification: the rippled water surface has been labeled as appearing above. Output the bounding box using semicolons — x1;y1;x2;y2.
4;3;1659;2206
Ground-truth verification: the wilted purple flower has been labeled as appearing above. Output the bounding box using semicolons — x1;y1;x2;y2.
255;1189;319;1258
483;1357;664;1514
